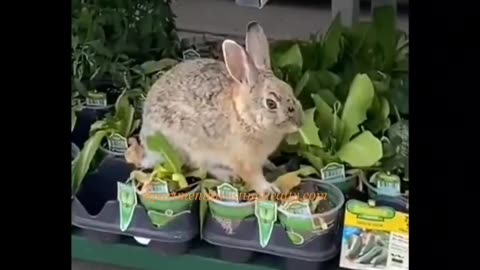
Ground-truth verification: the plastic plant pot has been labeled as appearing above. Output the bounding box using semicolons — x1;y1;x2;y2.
71;157;200;255
321;172;358;195
202;179;345;270
360;172;408;200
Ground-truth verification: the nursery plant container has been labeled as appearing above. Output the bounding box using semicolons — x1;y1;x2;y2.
360;172;408;201
71;156;200;255
72;81;122;148
202;179;345;270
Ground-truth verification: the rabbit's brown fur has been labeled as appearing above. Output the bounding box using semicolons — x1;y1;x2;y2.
140;22;303;195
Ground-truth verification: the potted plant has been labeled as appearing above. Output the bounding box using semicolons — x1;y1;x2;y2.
200;165;345;269
282;74;383;195
361;117;409;200
71;90;139;195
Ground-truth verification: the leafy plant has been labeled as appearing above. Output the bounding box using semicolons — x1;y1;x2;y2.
131;132;206;195
271;6;408;135
285;74;383;171
71;0;181;97
71;91;137;194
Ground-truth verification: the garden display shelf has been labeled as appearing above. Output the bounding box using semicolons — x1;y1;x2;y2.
72;231;347;270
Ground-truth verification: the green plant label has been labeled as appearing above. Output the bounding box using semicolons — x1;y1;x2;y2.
86;91;107;107
117;182;137;232
217;183;239;202
346;200;396;222
149;180;169;196
286;230;305;245
255;200;278;248
321;162;345;181
107;133;128;153
183;48;201;60
371;171;401;196
283;201;311;216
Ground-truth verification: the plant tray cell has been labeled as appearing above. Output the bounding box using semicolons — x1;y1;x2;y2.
203;210;344;263
71;157;200;255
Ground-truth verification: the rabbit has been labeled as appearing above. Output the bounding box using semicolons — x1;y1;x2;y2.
139;21;304;195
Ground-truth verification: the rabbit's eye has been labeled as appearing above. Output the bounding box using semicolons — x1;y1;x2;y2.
266;98;277;110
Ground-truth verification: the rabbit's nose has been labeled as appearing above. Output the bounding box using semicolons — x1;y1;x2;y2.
294;110;304;127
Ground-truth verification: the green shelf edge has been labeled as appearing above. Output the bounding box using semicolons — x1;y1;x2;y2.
72;234;281;270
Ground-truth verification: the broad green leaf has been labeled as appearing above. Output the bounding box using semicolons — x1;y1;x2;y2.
146;133;183;173
276;44;303;70
321;14;343;69
298;108;323;148
311;94;343;142
141;58;178;74
294;72;310;97
114;91;135;137
337;131;382;167
316;89;339;108
172;173;189;189
340;74;375;144
285;132;300;145
72;130;107;194
299;151;324;172
373;5;397;69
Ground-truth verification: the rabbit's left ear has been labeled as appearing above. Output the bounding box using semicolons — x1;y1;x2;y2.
245;21;271;71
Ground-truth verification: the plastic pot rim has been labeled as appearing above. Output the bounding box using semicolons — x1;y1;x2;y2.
360;171;408;198
277;178;345;218
203;190;255;208
137;181;201;202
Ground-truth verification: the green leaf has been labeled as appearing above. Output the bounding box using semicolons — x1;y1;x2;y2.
372;5;397;69
321;14;343;69
114;91;135;137
294;72;310;97
146;133;183;173
172;173;189;189
340;74;375;144
141;58;178;74
298;108;323;148
276;44;303;70
336;131;383;167
311;94;343;143
299;151;324;172
72;130;107;194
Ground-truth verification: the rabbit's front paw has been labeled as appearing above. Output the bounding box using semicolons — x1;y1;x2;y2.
254;180;281;196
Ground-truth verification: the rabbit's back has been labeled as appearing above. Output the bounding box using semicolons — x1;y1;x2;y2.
142;58;235;151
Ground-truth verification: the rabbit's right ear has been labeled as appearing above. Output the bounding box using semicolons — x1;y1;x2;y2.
222;39;258;87
245;22;271;71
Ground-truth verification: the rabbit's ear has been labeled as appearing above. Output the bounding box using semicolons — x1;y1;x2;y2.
245;22;271;71
222;39;258;87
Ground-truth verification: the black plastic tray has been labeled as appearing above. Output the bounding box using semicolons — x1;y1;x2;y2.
71;156;200;255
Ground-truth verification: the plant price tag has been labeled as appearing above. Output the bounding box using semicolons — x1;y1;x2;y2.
107;133;128;153
183;48;201;60
339;199;408;270
117;182;137;232
321;162;346;182
217;183;239;202
371;171;401;196
255;200;277;248
86;91;107;107
283;200;311;216
149;179;170;195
